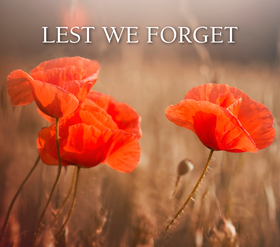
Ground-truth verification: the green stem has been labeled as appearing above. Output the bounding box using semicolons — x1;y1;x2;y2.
32;118;62;246
51;167;77;227
165;149;214;231
0;155;40;244
55;167;80;238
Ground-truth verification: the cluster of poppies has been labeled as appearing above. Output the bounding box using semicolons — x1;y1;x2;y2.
3;56;142;245
7;56;142;171
1;56;276;244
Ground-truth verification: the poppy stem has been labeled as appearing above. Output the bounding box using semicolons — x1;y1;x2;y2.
0;155;40;244
165;149;214;231
51;166;77;227
32;118;62;246
55;167;80;238
172;176;181;197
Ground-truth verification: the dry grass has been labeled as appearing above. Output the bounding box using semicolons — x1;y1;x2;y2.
0;47;280;247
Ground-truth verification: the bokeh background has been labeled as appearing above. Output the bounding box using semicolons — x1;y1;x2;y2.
1;0;280;246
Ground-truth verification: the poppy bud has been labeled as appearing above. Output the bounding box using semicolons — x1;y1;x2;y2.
172;159;194;197
177;158;194;176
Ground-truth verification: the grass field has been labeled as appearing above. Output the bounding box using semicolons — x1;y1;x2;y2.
1;46;280;246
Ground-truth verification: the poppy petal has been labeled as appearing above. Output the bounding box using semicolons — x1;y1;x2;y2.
29;79;79;118
104;130;141;173
224;84;275;150
236;96;275;150
30;66;85;88
185;84;233;104
6;70;34;106
87;91;110;109
61;124;140;172
59;99;118;133
37;125;71;166
106;102;142;139
184;84;275;150
31;56;99;78
60;123;105;167
37;108;56;124
87;91;142;139
64;73;98;103
218;86;275;149
78;110;118;132
165;99;257;153
227;98;242;117
216;93;237;108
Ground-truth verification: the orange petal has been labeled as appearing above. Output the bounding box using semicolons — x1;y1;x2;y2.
87;91;111;109
61;124;140;172
30;66;85;88
216;93;237;108
79;110;118;132
110;102;142;139
31;57;99;103
165;99;257;153
87;91;142;139
65;73;98;103
60;123;105;167
60;99;118;133
227;98;242;117
31;56;99;78
104;130;141;173
29;79;79;118
184;83;275;150
217;85;275;150
37;108;56;124
37;125;70;166
6;70;34;106
185;84;232;104
236;95;275;150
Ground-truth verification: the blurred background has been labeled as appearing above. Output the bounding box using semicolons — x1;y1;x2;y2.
1;0;280;246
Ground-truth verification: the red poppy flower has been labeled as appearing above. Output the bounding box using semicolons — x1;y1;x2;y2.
37;99;140;173
165;84;275;153
38;91;142;139
6;56;99;118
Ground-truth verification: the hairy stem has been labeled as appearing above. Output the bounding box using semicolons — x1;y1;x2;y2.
0;155;40;244
172;176;181;197
32;118;62;246
51;167;77;227
55;167;80;238
165;149;214;231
